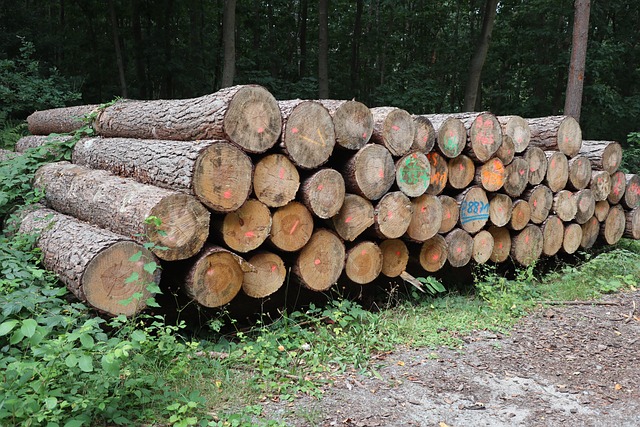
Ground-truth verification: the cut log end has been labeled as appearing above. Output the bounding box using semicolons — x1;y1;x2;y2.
270;201;314;252
601;204;625;245
524;147;548;186
395;151;431;197
412;116;436;153
438;195;460;234
379;239;409;277
345;241;383;284
511;225;543;266
624;208;640;240
489;194;513;227
185;249;244;308
300;168;345;219
295;229;345;291
221;199;272;253
425;151;448;195
472;230;495;264
562;223;583;254
436;118;467;158
344;144;395;200
445;228;473;268
580;216;600;249
419;234;448;272
503;157;529;197
488;226;511;263
448;155;475;190
406;194;443;242
574;189;596;225
608;171;626;205
541;216;564;257
498;115;530;153
371;107;415;156
253;154;300;208
332;194;375;242
321;100;373;150
509;199;531;231
475;157;505;192
624;174;640;210
469;113;503;162
242;252;286;299
457;186;489;234
374;192;413;239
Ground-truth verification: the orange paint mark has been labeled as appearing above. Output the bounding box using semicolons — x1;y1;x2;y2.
432;254;439;260
270;264;277;272
223;190;232;199
345;216;353;223
314;259;321;265
257;127;265;133
289;219;300;235
245;231;255;238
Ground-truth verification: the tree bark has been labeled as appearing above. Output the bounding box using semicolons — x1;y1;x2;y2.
298;0;308;78
624;208;640;240
317;99;373;150
564;0;591;122
318;0;329;98
349;0;363;95
526;116;582;157
221;0;236;88
344;241;383;284
253;154;300;208
299;168;345;219
26;105;100;135
294;229;345;291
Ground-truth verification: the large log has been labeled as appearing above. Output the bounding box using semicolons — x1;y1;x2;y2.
317;99;373;150
608;170;626;205
395;151;431;197
27;104;99;135
541;215;564;257
553;190;578;222
509;199;531;231
589;170;612;202
562;223;583;254
293;228;345;291
332;194;375;241
445;228;473;268
424;151;448;195
600;204;625;245
217;198;272;253
279;99;336;168
419;115;467;158
472;230;495;264
580;216;600;249
438;195;460;234
544;151;569;193
344;241;383;284
526;115;582;157
34;162;210;261
242;251;286;298
510;224;543;266
474;157;505;192
494;134;515;165
379;239;410;277
497;115;530;153
405;194;442;242
299;168;346;219
269;201;314;252
73;137;254;213
488;193;513;227
523;184;553;224
343;144;395;200
566;155;592;191
623;174;640;209
578;140;622;174
411;116;436;153
524;146;548;186
437;112;503;162
0;148;17;161
457;186;490;233
447;154;475;190
488;226;511;263
370;107;415;156
95;85;282;152
373;191;413;239
419;235;448;272
19;208;159;316
502;157;529;197
253;154;300;208
624;208;640;240
15;134;73;156
574;189;596;225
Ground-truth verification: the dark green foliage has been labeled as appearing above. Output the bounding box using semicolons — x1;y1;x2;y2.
622;132;640;173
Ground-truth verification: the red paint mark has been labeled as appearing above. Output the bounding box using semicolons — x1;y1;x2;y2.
257;127;265;133
533;200;538;207
519;169;525;176
551;158;556;168
498;207;503;212
421;206;427;213
392;125;400;131
223;190;232;199
379;169;385;178
289;219;300;235
207;268;215;276
314;259;321;265
498;243;503;249
245;231;255;238
456;247;462;253
317;184;324;191
362;132;367;138
291;127;299;134
432;254;439;260
395;251;401;256
387;211;393;218
525;234;530;243
530;167;536;172
279;167;285;179
345;216;353;223
361;249;367;256
446;212;451;219
459;164;465;171
423;135;428;142
270;264;277;272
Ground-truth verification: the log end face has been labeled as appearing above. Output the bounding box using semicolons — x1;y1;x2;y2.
296;229;345;291
469;113;502;162
189;251;244;307
395;151;431;198
345;241;383;284
334;100;374;150
557;116;582;157
437;118;466;158
380;239;409;277
242;252;286;298
283;101;336;169
419;235;448;272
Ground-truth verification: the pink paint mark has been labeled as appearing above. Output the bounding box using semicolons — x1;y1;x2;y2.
207;268;215;276
392;125;400;131
270;264;277;272
362;132;368;138
279;167;285;179
245;231;255;238
525;234;530;243
289;219;300;235
456;247;462;253
387;211;393;218
551;159;556;168
314;259;321;265
317;184;324;191
379;169;385;178
498;243;503;249
446;212;451;219
345;216;353;223
361;249;367;256
257;127;265;134
533;200;538;207
423;136;428;142
421;206;427;213
459;164;465;171
498;207;503;212
432;254;439;260
530;167;536;172
519;169;525;176
291;127;299;134
223;190;232;199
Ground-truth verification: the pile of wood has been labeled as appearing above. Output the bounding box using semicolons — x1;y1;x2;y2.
4;84;639;317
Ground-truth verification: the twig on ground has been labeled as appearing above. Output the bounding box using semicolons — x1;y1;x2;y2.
624;300;636;324
537;300;620;306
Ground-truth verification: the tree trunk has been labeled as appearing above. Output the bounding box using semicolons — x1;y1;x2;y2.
19;208;159;316
278;99;336;168
269;201;314;252
563;223;583;254
463;0;498;111
566;154;592;190
108;0;127;97
419;115;467;159
448;154;476;190
624;208;640;240
412;116;436;153
590;170;612;202
445;228;473;268
623;174;640;209
344;241;383;284
369;107;415;156
502;157;529;197
318;0;329;98
438;195;460;234
509;199;531;231
541;215;564;256
497;115;531;153
395;151;431;197
574;189;596;224
298;0;308;78
332;194;374;242
379;239;409;277
524;146;548;185
564;0;591;122
600;204;625;245
419;235;448;272
95;85;282;153
526;116;582;157
317;100;373;150
424;152;449;195
373;192;413;239
488;226;511;263
405;194;443;242
299;168;345;219
608;170;626;204
474;157;505;192
472;229;494;264
579;140;622;174
34;162;210;261
580;215;600;249
544;151;569;192
242;251;286;299
350;0;363;95
253;154;300;208
73;137;254;214
342;144;395;200
294;229;345;291
553;190;578;222
523;184;553;224
27;104;99;135
488;193;513;227
511;224;543;266
221;0;236;88
456;186;490;233
217;199;272;253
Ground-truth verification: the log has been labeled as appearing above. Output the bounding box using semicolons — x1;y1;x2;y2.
488;226;511;263
0;148;17;161
562;223;583;254
332;193;374;242
438;195;460;234
457;186;490;233
553;190;578;222
19;208;159;316
411;115;436;153
269;201;314;252
253;154;300;208
623;174;640;209
405;194;443;242
523;185;553;224
594;200;610;222
419;115;467;158
73;137;254;213
472;230;495;264
578;140;622;174
369;107;415;156
541;215;564;256
447;154;475;190
474;157;505;192
395;151;431;197
15;134;73;156
27;104;99;135
95;85;282;152
566;155;592;191
34;162;210;261
494;134;515;165
293;228;345;291
624;208;640;240
502;156;529;197
242;251;286;298
544;151;569;192
580;216;600;249
509;199;531;231
526;115;582;157
317;99;373;150
181;245;245;307
439;112;503;162
510;224;543;266
445;228;473;268
373;191;413;239
218;198;272;253
379;239;410;277
524;146;548;186
590;170;612;202
299;168;345;219
344;241;383;284
600;204;625;245
608;170;626;205
574;189;596;225
419;235;448;272
489;193;513;227
497;115;530;153
343;144;395;200
279;99;336;168
424;151;448;195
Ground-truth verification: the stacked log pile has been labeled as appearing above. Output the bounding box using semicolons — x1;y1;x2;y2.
4;84;639;317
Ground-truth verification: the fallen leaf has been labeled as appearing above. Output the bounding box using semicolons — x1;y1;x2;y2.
439;423;451;427
397;361;405;366
615;383;622;391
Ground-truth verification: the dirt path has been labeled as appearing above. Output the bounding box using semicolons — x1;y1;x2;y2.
265;290;640;426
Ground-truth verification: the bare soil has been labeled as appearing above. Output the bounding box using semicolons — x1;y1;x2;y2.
264;289;640;426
